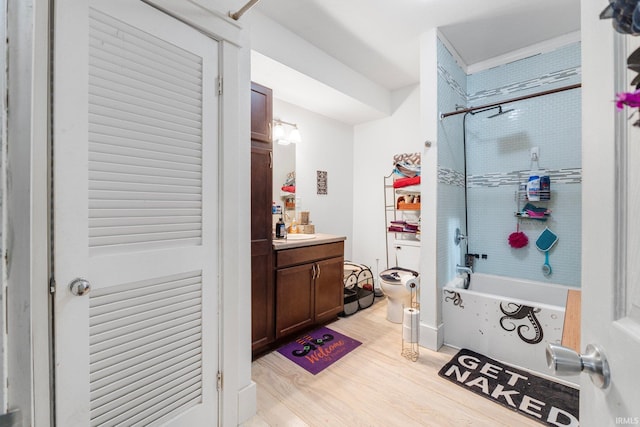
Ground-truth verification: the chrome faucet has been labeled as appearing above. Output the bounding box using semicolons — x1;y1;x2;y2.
456;264;472;275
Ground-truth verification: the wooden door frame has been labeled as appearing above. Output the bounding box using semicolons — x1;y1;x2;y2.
5;1;255;426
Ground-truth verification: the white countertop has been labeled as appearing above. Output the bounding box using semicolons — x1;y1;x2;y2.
272;233;346;250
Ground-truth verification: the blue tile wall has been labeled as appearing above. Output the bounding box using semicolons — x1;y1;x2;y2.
437;38;582;287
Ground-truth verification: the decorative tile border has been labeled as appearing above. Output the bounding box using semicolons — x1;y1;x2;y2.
467;168;582;188
437;64;466;101
438;64;581;105
438;167;465;187
438;168;581;188
468;66;581;103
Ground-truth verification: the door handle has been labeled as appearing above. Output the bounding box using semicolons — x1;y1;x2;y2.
69;278;91;296
316;263;321;279
311;264;316;280
545;343;610;389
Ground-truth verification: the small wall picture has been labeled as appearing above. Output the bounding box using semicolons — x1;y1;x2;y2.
317;170;328;195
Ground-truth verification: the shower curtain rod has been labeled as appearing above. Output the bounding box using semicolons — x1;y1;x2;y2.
440;83;581;119
230;0;262;20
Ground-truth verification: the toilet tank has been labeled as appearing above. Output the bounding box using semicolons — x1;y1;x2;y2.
388;240;420;272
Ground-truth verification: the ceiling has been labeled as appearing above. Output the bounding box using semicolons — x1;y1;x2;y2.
250;0;581;123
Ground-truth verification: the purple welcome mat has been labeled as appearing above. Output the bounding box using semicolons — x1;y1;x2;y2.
277;326;362;375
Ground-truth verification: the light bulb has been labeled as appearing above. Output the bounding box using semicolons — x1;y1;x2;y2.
289;127;301;143
273;122;285;141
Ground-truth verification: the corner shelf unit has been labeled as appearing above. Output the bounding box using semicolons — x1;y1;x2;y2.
384;173;421;268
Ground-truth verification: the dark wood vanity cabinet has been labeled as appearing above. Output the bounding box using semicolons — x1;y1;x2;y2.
274;242;344;339
251;82;274;353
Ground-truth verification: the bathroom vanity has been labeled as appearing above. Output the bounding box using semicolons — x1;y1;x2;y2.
252;234;345;357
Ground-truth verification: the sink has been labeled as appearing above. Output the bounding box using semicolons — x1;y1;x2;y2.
285;234;316;241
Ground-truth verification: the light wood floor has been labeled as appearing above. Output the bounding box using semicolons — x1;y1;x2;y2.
242;298;541;427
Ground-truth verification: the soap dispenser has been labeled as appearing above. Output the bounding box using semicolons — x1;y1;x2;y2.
289;217;298;234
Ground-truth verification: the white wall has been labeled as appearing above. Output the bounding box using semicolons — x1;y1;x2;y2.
273;98;355;258
249;11;390;119
419;29;441;350
352;85;421;274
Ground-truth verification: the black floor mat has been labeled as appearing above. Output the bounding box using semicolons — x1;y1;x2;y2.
438;348;579;426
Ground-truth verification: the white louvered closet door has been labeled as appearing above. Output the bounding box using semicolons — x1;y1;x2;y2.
53;1;219;426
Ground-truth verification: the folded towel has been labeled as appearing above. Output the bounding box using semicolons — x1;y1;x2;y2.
281;185;295;193
393;176;421;188
393;152;421;166
394;162;422;178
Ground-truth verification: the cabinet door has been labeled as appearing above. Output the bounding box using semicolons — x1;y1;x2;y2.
275;264;314;338
251;82;272;145
251;147;272;241
250;82;273;354
314;257;345;323
251;240;273;352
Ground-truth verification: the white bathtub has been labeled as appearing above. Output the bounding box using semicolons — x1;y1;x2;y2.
442;273;579;385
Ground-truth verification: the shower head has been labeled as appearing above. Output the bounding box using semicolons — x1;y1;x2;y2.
487;105;514;118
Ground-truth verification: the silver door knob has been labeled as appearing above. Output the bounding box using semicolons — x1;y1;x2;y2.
69;278;91;296
546;343;610;389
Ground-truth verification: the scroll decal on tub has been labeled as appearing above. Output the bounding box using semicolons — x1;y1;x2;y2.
444;290;464;308
499;302;544;344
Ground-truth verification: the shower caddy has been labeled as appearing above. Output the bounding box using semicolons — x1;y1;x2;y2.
514;171;552;219
383;173;421;268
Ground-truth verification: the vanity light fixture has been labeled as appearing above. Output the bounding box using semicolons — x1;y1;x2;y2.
273;119;301;145
273;122;286;142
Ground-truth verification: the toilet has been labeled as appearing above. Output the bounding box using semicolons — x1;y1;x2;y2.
379;267;419;323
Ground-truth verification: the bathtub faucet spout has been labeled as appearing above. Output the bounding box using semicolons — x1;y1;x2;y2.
456;265;472;275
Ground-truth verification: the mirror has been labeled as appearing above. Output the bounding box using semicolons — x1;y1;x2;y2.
272;141;296;220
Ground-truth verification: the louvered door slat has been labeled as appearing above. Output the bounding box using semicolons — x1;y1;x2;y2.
89;189;201;202
90;347;201;398
90;305;200;348
90;122;201;151
91;360;201;416
89;45;202;96
89;114;201;145
90;279;201;314
89;199;201;210
89;141;202;166
90;272;201;306
108;385;202;427
90;170;200;187
89;290;200;335
91;372;201;426
89;215;201;227
89;85;201;124
91;352;201;405
89;76;201;116
129;389;202;427
89;208;202;219
90;325;201;375
89;181;201;196
89;161;201;180
89;224;201;241
90;104;202;139
88;15;201;75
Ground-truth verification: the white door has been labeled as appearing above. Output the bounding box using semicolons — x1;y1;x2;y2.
53;1;220;425
581;2;640;425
